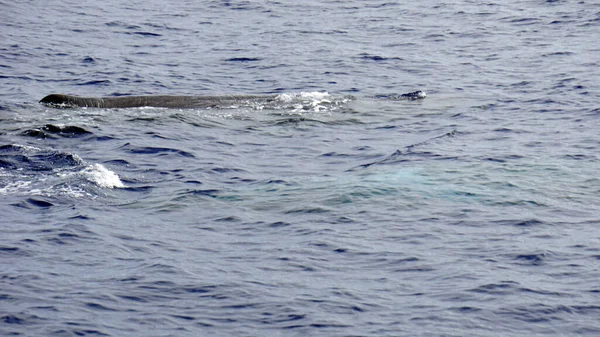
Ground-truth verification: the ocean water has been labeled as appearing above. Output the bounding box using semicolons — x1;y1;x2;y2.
2;0;600;336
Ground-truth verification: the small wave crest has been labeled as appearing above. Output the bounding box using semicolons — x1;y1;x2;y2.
0;144;125;197
81;163;125;189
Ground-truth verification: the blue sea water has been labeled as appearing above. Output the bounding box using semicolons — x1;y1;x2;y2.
2;0;600;336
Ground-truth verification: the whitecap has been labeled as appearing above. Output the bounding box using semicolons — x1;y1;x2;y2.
81;163;125;188
276;91;331;103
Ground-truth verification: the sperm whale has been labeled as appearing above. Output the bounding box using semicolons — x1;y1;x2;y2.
39;94;277;109
40;91;426;109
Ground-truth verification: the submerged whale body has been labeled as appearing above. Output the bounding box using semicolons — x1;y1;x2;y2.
40;91;426;109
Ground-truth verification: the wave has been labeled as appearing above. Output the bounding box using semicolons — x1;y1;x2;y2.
0;143;124;198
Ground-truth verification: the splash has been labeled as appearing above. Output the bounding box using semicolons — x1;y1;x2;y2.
274;91;351;113
81;163;125;188
0;144;125;197
276;91;332;103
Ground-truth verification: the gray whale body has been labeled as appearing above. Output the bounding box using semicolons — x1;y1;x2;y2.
39;94;276;109
40;91;426;109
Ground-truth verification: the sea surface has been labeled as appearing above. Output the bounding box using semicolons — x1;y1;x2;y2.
2;1;600;336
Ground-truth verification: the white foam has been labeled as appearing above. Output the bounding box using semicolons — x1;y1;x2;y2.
53;185;93;198
10;144;43;152
81;163;125;188
274;91;343;113
0;180;32;195
276;91;331;103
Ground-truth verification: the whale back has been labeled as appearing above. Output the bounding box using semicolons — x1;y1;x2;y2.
40;94;105;108
40;94;275;109
40;91;425;109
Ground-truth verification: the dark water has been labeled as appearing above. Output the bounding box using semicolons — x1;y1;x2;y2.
2;1;600;336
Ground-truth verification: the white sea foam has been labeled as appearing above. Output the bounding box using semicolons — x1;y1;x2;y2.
10;144;43;152
81;163;125;188
0;179;33;195
274;92;342;113
276;91;331;103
